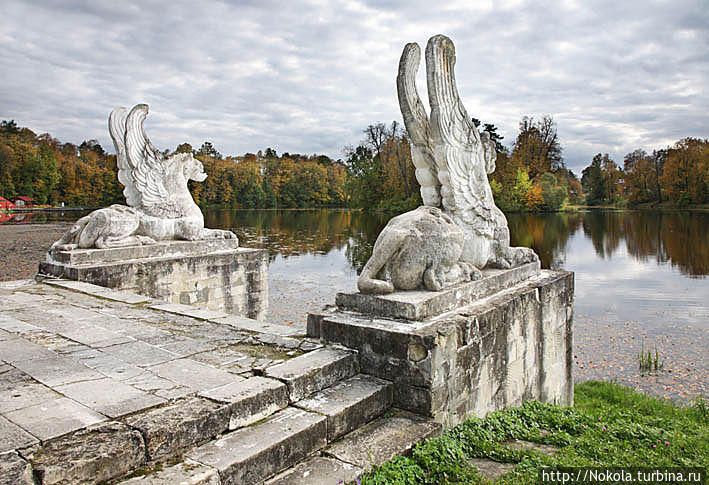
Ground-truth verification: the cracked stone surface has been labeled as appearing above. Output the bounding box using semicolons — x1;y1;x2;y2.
0;279;316;484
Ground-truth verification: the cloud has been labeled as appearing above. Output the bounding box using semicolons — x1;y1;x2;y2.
1;0;707;173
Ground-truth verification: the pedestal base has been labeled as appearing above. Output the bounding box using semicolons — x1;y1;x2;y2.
39;240;268;319
308;269;574;429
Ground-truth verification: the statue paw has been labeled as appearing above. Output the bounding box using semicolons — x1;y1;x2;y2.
357;277;395;294
510;247;538;266
136;236;157;245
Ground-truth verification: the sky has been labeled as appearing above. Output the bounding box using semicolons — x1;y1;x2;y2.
1;0;707;175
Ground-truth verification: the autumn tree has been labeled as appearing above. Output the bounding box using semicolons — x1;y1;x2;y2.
510;115;563;180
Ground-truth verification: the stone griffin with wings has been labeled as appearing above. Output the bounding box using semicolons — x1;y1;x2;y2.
358;35;538;294
51;104;236;250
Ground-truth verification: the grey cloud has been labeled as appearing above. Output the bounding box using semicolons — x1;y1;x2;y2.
1;0;707;172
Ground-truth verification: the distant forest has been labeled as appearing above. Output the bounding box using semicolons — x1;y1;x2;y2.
1;117;706;211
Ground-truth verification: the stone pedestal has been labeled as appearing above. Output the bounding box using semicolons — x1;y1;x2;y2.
39;240;268;319
308;263;573;429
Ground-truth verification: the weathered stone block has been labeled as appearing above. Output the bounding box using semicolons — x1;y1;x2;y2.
295;374;393;441
265;456;363;485
311;270;574;428
0;451;34;485
123;397;229;461
119;460;220;484
40;242;268;319
199;376;288;429
324;410;442;472
28;421;146;485
336;261;540;321
187;407;327;485
265;347;359;402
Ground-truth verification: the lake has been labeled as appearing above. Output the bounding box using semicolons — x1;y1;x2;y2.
6;208;707;401
206;208;709;402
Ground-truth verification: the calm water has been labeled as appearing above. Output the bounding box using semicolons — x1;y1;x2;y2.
8;207;707;398
207;208;709;400
203;209;709;330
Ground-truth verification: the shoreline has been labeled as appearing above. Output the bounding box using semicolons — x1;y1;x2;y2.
1;222;705;405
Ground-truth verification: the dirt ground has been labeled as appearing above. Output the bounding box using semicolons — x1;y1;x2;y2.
0;223;72;281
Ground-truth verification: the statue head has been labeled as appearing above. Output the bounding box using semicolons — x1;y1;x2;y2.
170;152;207;182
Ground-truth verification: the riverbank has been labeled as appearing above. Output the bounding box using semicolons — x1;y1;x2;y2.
362;381;708;484
0;223;72;281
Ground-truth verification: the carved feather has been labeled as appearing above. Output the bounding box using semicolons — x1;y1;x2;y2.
397;42;440;206
124;104;168;209
426;35;494;230
108;107;139;206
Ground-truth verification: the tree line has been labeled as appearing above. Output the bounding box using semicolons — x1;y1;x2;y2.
2;116;705;212
0;120;348;209
581;138;709;207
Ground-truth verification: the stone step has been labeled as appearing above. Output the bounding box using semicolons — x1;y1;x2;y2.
264;347;359;402
295;374;393;441
185;406;327;485
324;409;442;473
264;409;442;484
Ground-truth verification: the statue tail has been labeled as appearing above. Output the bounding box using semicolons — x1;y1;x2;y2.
51;216;90;250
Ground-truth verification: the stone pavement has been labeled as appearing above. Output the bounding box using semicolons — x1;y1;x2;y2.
0;279;311;482
0;279;440;484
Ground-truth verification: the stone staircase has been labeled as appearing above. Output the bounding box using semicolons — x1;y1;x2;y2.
0;280;441;485
114;347;439;485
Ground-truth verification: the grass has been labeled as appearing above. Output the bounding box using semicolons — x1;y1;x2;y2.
637;343;664;374
358;381;708;484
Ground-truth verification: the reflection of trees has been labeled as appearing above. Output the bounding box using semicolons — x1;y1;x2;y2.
204;208;708;278
507;212;583;269
658;212;708;277
581;211;623;258
205;209;355;262
581;210;708;277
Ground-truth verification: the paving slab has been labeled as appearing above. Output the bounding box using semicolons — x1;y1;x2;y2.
124;397;229;461
0;450;35;485
147;358;241;392
124;372;193;400
212;314;305;337
0;315;43;335
265;456;363;485
187;407;327;485
101;341;180;367
296;374;393;441
0;415;39;452
265;347;359;402
468;457;515;481
0;367;63;413
0;337;57;363
150;303;229;321
27;421;146;485
56;378;166;418
12;355;105;387
158;338;217;357
73;353;145;381
54;322;135;348
325;410;442;472
3;397;106;441
200;376;289;429
119;460;220;484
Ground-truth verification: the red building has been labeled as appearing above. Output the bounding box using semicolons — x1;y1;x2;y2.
10;196;35;207
0;196;15;210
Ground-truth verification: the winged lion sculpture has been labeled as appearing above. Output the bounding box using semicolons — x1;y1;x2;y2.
51;104;236;250
358;35;538;294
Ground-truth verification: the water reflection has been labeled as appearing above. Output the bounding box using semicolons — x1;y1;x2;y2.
208;209;708;279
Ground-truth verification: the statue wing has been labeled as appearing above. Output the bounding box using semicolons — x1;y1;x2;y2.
109;104;167;208
426;35;492;226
